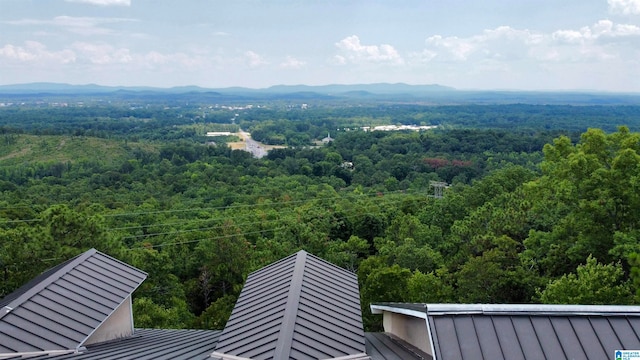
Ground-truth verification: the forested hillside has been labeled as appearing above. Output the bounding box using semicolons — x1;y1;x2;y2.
1;100;640;331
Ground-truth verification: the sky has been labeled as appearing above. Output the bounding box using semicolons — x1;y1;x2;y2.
0;0;639;92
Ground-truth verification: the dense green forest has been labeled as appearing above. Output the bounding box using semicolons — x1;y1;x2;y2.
1;100;640;331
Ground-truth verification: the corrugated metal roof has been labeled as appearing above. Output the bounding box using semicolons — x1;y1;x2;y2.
0;249;147;357
372;303;640;360
213;250;367;360
16;329;221;360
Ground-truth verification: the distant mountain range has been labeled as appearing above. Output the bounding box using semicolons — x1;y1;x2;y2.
1;82;639;105
0;82;454;95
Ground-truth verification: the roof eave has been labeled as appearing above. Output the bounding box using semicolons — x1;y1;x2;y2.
210;351;253;360
426;303;640;316
0;348;84;359
371;303;640;317
370;304;427;319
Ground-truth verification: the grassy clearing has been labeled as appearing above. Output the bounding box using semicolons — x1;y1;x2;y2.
0;134;157;166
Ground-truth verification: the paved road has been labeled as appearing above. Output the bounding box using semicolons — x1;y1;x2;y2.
238;130;267;158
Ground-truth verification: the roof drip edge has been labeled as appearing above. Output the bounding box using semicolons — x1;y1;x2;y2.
210;351;253;360
320;352;371;360
426;303;640;316
0;348;83;359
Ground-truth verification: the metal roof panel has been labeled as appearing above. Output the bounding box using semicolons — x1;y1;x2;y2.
0;249;147;357
418;304;640;360
364;333;427;360
24;329;221;360
213;250;366;360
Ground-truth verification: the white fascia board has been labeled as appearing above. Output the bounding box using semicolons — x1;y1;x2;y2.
321;353;371;360
425;303;640;316
210;352;253;360
0;349;79;359
370;304;427;319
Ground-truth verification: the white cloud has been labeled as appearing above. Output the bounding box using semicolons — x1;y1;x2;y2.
0;40;213;72
552;30;585;44
549;20;640;47
72;42;132;64
244;51;267;68
332;55;347;65
423;26;541;62
408;49;437;63
334;35;404;65
424;35;474;61
279;56;306;69
141;51;207;69
5;16;136;36
65;0;131;6
0;41;76;64
417;20;640;65
608;0;640;14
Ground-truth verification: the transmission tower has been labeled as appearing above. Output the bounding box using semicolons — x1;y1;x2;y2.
430;181;447;199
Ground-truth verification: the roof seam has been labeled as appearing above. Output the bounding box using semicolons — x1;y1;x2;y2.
490;315;506;360
565;318;589;358
547;315;569;360
508;315;526;359
607;316;625;352
470;315;484;360
587;316;608;359
528;314;547;360
452;315;463;360
272;250;307;359
0;249;96;318
626;316;640;349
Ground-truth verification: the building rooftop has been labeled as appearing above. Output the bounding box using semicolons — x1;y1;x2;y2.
6;329;221;360
212;250;368;360
1;249;427;360
0;249;147;358
372;303;640;360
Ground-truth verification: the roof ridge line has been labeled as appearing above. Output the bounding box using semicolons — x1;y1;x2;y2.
0;249;97;320
273;250;307;359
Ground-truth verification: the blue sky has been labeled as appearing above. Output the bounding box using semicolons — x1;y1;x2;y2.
1;0;639;91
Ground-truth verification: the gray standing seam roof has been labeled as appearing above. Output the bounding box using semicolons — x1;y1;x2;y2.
408;303;640;360
213;250;367;360
0;248;147;357
365;333;430;360
13;329;222;360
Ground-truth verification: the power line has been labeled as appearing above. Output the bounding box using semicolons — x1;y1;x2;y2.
115;199;412;246
0;188;427;226
111;193;416;238
124;228;285;250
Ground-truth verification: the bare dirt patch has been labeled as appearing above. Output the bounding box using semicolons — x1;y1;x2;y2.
0;147;30;161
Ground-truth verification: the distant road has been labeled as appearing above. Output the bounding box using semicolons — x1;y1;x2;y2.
238;129;267;158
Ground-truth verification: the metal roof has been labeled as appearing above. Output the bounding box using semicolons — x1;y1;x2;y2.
372;303;640;360
213;250;367;360
0;249;147;357
365;333;430;360
370;303;428;319
12;329;221;360
1;330;421;360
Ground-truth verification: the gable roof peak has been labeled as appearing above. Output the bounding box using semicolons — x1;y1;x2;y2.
0;248;147;357
214;250;365;360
